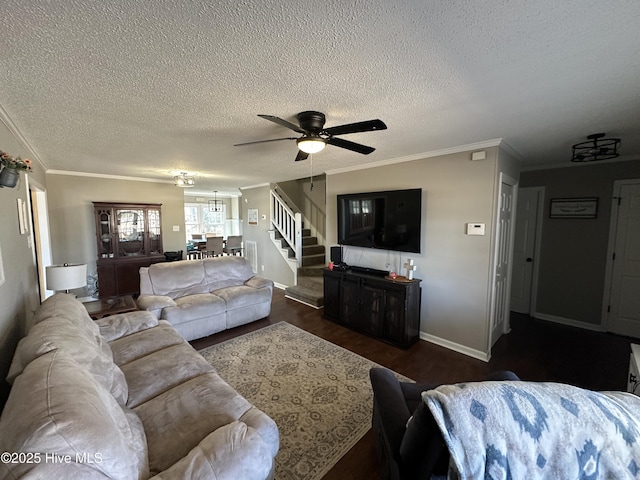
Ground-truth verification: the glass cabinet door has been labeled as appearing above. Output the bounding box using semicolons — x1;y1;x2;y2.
97;208;115;258
147;208;162;254
116;209;146;256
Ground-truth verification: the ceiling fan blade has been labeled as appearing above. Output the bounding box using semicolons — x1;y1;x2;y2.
327;136;376;155
233;137;297;147
295;150;309;162
258;114;306;134
323;119;387;136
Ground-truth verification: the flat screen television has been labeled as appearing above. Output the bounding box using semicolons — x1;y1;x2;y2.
337;188;422;253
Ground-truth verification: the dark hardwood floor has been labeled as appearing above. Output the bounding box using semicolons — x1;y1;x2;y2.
191;288;635;480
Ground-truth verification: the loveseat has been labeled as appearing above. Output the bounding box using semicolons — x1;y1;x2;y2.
137;257;273;341
0;293;279;479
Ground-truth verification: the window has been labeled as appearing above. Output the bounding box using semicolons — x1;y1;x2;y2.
348;199;373;233
185;203;227;240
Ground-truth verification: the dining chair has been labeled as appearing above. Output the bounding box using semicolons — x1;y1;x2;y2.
205;236;224;257
224;235;243;256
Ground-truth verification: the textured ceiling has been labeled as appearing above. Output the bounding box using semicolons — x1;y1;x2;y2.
1;0;639;196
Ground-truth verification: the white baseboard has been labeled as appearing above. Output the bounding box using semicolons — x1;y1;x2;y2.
532;312;605;332
284;295;323;309
273;282;288;290
419;332;491;362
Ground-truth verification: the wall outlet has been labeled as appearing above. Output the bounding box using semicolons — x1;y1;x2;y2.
261;265;265;272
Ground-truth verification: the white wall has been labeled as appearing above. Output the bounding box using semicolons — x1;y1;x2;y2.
326;145;519;359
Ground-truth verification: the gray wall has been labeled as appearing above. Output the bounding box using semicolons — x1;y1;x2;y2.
326;145;519;357
0;123;44;407
46;174;187;294
241;185;295;287
521;159;640;325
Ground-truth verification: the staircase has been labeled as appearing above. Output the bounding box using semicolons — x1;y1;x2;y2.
269;187;325;308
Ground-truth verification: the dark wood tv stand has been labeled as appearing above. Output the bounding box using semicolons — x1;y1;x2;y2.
323;268;421;348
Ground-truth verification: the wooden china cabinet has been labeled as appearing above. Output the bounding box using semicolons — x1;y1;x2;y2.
93;202;164;298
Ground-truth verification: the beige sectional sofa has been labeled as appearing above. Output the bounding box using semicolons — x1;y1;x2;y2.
137;257;273;341
0;293;279;479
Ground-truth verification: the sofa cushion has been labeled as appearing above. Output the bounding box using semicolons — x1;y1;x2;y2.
108;320;186;366
134;372;271;474
6;316;128;405
0;349;148;480
32;292;102;340
96;310;159;342
214;285;273;310
149;422;275;480
120;342;215;408
161;293;226;324
145;261;210;298
203;256;256;291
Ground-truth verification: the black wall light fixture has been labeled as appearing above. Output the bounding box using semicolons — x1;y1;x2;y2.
572;133;620;162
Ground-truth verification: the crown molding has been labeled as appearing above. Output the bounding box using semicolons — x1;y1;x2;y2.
47;170;174;184
325;138;506;176
240;182;270;191
0;102;48;171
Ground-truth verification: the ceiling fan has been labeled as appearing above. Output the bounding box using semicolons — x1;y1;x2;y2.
234;111;387;161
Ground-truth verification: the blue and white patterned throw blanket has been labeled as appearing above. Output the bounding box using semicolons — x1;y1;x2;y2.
423;381;640;479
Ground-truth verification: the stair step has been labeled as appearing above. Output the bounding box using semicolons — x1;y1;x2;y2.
285;284;324;308
302;228;311;237
298;275;323;290
302;253;325;267
302;236;318;246
297;265;325;277
302;244;325;256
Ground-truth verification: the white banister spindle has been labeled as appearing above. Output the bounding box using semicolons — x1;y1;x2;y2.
270;188;303;267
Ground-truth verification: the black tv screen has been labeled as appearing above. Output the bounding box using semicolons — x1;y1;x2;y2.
337;188;422;253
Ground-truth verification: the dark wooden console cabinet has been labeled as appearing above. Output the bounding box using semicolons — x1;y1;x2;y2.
93;202;164;298
323;268;421;348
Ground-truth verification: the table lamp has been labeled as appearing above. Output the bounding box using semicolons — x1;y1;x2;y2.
46;263;87;294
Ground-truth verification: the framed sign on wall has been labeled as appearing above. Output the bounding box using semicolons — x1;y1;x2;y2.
549;197;598;219
248;208;259;226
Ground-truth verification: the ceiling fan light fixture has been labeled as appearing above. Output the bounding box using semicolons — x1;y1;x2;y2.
297;136;326;154
174;172;195;187
571;133;620;162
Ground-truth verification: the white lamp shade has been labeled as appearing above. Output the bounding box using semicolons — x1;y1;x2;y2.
46;264;87;292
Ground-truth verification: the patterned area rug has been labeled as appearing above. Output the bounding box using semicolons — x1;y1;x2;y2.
199;322;410;480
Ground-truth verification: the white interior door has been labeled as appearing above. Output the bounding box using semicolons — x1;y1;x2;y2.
510;187;543;314
491;175;517;347
605;180;640;337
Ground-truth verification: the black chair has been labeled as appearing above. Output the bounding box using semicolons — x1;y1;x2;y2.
164;250;183;262
369;367;520;480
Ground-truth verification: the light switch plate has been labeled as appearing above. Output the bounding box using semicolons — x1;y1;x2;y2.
172;225;180;232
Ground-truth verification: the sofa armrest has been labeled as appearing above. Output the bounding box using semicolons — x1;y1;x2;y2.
149;421;274;480
96;310;159;342
245;276;273;290
369;368;414;457
137;294;177;314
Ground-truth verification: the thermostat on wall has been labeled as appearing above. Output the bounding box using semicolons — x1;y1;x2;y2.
466;223;485;235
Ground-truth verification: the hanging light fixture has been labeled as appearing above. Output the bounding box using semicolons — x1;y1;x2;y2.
297;134;326;154
571;133;620;162
174;172;195;187
209;191;223;212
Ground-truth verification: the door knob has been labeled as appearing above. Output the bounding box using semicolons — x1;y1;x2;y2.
526;258;533;262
